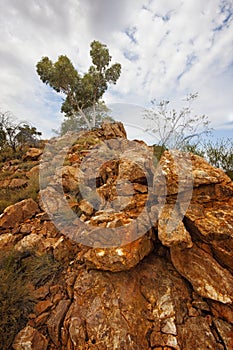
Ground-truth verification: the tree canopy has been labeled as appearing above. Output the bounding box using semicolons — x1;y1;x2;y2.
0;111;41;154
36;40;121;131
57;102;113;135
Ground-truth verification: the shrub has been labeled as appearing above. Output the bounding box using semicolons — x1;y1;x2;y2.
0;172;39;214
21;252;62;287
204;138;233;173
152;144;167;162
0;249;62;349
0;250;34;350
182;138;233;178
144;93;212;149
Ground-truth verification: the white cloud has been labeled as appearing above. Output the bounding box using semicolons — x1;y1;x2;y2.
0;0;232;139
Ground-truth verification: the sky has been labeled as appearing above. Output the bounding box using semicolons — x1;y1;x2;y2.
0;0;233;143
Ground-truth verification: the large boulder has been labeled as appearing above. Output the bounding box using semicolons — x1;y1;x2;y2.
23;148;43;161
171;244;233;303
0;198;39;229
61;254;230;349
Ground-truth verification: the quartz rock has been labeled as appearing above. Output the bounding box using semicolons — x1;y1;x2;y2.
13;326;48;350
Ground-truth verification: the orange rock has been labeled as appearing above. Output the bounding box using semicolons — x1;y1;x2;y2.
0;198;39;229
13;326;48;350
47;300;71;347
23;148;43;161
34;300;53;315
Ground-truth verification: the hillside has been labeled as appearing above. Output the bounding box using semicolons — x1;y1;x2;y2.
0;122;233;350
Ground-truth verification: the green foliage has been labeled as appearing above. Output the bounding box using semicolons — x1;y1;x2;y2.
36;40;121;131
15;124;42;147
0;146;19;163
59;103;114;135
0;249;61;349
0;111;18;152
204;138;233;172
152;144;167;162
0;127;7;149
226;170;233;180
182;138;233;178
0;111;42;159
182;142;205;158
145;93;212;149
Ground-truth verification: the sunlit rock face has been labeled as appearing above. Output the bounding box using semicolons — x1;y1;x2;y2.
0;122;232;349
0;198;39;229
38;122;158;271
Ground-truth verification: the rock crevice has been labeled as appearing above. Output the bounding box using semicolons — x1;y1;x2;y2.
0;123;232;350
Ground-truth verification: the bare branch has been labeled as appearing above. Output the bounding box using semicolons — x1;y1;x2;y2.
144;93;212;149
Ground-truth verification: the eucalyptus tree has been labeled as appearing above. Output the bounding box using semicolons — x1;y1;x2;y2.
36;40;121;130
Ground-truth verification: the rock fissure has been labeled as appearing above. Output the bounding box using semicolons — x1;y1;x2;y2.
0;123;232;350
210;321;228;350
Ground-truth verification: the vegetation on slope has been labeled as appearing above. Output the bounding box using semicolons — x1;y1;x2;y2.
0;248;62;350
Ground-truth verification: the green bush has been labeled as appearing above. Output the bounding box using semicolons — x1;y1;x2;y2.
72;134;101;151
182;138;233;178
226;170;233;180
152;144;167;162
0;146;15;163
204;138;233;173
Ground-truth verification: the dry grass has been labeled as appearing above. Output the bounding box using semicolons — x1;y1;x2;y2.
226;170;233;180
0;248;62;349
0;173;39;213
72;134;101;151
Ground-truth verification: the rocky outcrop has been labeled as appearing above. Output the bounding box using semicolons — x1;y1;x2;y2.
171;244;233;303
39;123;156;271
23;147;43;161
0;198;39;229
13;326;48;350
0;178;28;189
0;123;232;349
0;156;40;216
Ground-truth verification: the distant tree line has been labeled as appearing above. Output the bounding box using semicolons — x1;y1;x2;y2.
0;111;42;161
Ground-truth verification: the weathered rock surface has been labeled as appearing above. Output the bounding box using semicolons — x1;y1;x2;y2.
158;205;193;248
66;255;181;350
39;125;156;271
0;178;28;189
26;164;40;178
47;300;71;347
154;150;230;196
62;254;232;350
23;147;43;160
81;232;154;272
0;198;39;229
0;123;232;349
171;244;233;303
13;326;48;350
